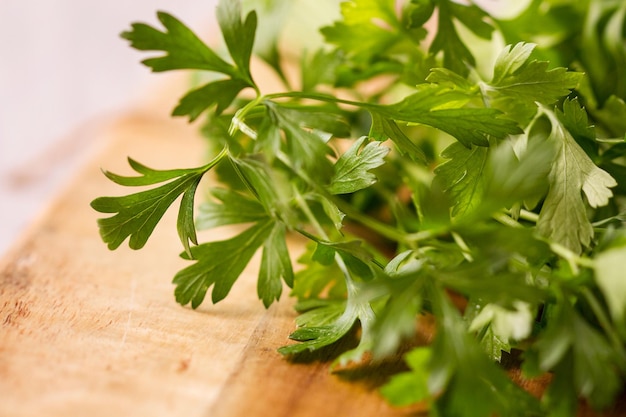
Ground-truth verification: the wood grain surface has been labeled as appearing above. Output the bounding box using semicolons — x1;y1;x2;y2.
1;79;625;417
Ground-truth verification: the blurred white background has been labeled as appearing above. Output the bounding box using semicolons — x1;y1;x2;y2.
0;1;218;256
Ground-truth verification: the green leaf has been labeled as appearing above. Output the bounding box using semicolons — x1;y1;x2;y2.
278;305;357;355
91;173;202;249
367;267;426;358
258;222;294;307
447;1;493;39
369;112;427;162
121;11;236;76
477;135;554;216
264;101;337;175
433;141;488;217
468;301;532;361
404;0;435;29
531;301;623;410
293;299;346;328
172;79;250;121
291;243;347;301
426;67;477;91
594;95;626;138
541;357;579;417
377;84;522;147
380;347;432;407
279;286;377;368
430;1;493;76
280;237;377;361
229;155;294;223
321;0;400;62
487;42;582;123
328;137;390;195
216;0;257;87
309;192;345;231
537;109;617;253
177;176;202;256
301;49;342;92
428;287;542;417
312;242;336;265
478;325;511;363
173;219;274;308
313;239;375;280
196;188;267;230
556;99;595;144
91;154;223;251
99;157;200;186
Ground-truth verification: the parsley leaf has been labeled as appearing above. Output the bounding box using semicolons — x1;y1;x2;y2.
196;187;266;230
430;0;493;76
380;347;432;407
121;11;236;74
433;142;488;217
468;301;531;361
290;243;347;301
216;0;257;87
328;136;390;195
536;106;617;253
91;148;226;253
172;79;250;121
528;299;624;410
95;1;626;413
279;284;377;369
366;251;428;358
321;0;400;63
369;112;427;162
258;222;293;307
279;237;377;364
375;84;522;147
173;219;274;308
490;42;581;100
426;286;542;417
485;42;583;123
122;1;258;122
263;101;340;175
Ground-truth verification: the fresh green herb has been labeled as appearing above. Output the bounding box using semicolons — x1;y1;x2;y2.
92;0;626;415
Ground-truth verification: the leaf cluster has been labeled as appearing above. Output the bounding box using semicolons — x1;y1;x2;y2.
92;1;626;416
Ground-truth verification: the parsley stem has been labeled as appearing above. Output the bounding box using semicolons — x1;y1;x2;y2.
334;196;446;245
331;197;410;243
518;209;539;223
265;91;370;110
203;145;230;171
293;187;376;289
294;190;330;241
493;212;523;228
549;242;594;274
229;95;264;137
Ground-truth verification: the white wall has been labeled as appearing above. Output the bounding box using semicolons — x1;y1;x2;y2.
0;1;218;255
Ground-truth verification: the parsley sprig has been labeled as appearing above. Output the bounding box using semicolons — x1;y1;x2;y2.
93;1;626;415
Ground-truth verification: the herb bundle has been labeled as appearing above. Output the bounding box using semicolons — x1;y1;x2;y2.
91;1;626;415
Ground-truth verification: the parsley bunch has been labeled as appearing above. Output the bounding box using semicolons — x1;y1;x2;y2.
92;1;626;415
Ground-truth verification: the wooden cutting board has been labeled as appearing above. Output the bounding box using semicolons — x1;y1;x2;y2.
0;85;421;416
1;76;624;417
